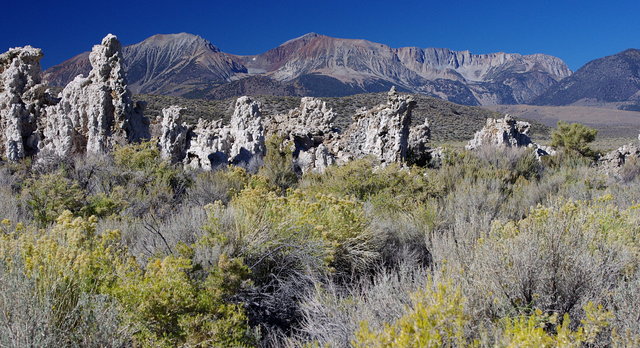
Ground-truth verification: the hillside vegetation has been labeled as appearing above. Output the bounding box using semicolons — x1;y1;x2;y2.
0;135;639;347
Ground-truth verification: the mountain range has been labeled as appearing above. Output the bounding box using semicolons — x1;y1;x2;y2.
44;32;573;106
532;49;640;107
43;33;640;110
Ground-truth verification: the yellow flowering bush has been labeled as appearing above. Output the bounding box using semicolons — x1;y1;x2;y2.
353;279;470;348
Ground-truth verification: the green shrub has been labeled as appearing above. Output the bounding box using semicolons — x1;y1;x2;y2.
112;254;255;347
21;171;85;226
353;278;469;348
550;121;598;158
259;135;298;192
208;186;379;275
112;141;191;216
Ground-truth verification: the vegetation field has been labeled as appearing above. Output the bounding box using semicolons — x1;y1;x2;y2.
0;125;639;347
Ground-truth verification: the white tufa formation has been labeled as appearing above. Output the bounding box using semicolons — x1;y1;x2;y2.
466;114;533;150
180;88;428;173
267;97;335;138
465;114;554;158
185;96;265;170
159;106;190;164
0;46;48;161
599;136;640;177
339;87;416;165
407;118;432;165
228;96;265;164
42;34;149;157
267;97;336;173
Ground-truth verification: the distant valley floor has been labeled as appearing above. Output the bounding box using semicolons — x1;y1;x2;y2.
483;104;640;145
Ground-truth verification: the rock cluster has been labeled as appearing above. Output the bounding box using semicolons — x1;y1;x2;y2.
158;106;190;164
466;114;554;157
466;114;533;150
173;87;431;173
42;34;149;157
0;46;50;161
261;87;430;173
266;97;337;173
160;96;265;170
338;87;416;165
599;136;640;177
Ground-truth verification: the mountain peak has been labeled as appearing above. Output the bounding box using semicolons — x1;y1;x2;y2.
140;32;219;52
282;32;324;45
45;32;571;105
533;48;640;105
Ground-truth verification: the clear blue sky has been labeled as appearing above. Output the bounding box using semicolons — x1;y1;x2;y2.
2;0;639;71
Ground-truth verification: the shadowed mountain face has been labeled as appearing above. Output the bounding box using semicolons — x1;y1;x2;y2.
533;49;640;106
44;33;247;95
44;32;571;105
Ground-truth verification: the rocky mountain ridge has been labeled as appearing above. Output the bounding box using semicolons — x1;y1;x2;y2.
533;49;640;107
43;32;571;106
44;33;247;96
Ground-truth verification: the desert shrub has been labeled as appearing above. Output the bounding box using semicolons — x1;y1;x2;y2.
0;186;22;223
0;214;132;346
618;155;640;183
437;147;542;192
609;268;640;346
0;211;256;347
21;171;86;226
186;166;251;205
100;204;209;261
0;259;130;348
112;141;191;217
21;170;130;226
111;254;255;347
229;187;380;275
301;158;443;213
432;197;638;333
283;261;430;347
353;278;469;348
551;121;598;159
198;185;384;335
500;312;563;348
259;135;298;192
498;303;613;347
368;203;436;268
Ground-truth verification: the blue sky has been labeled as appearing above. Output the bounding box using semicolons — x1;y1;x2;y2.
2;0;639;70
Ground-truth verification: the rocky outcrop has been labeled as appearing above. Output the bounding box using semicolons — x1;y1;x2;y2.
466;115;533;150
0;46;49;161
407;118;432;165
465;114;554;157
185;118;230;170
266;97;337;173
228;96;265;164
267;97;335;139
159;106;190;164
296;144;336;173
42;34;149;158
185;96;265;169
180;88;429;172
338;87;416;165
599;137;640;177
